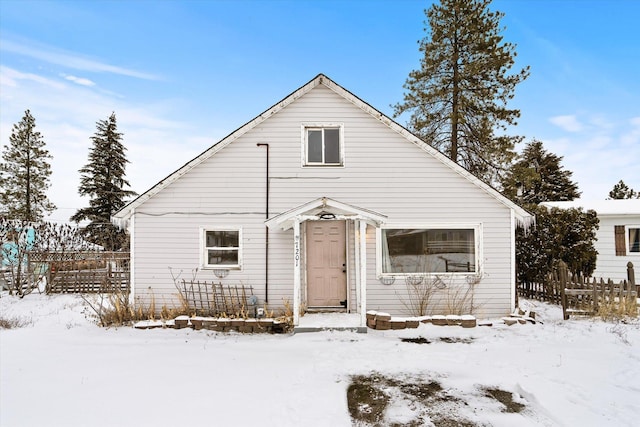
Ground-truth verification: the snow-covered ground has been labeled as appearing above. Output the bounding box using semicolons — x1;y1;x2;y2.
1;293;639;427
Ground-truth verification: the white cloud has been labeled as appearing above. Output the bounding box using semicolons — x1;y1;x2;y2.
1;39;160;81
62;74;96;87
549;114;583;132
540;115;640;201
0;65;210;224
0;65;66;90
620;116;640;146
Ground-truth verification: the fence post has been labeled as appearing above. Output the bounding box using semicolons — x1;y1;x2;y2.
628;262;637;297
558;260;569;320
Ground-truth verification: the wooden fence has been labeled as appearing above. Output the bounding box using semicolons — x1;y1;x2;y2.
517;261;637;319
44;252;130;294
48;268;130;294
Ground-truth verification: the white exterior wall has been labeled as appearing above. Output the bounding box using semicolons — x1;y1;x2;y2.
130;84;518;318
592;214;639;282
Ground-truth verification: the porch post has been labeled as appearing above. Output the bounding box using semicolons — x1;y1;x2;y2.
293;219;301;326
354;220;361;314
359;220;367;327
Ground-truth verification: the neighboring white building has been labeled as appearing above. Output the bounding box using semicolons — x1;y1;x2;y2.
541;199;640;282
113;74;533;327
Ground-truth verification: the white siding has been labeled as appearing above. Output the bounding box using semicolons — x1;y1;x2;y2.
130;84;518;318
592;214;639;282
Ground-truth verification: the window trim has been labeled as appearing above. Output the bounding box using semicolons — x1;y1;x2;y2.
200;227;243;270
376;223;482;277
301;123;344;167
625;224;640;255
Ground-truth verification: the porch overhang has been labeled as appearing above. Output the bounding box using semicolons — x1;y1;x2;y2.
265;197;387;230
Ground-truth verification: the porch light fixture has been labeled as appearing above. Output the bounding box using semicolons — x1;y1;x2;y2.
319;212;336;220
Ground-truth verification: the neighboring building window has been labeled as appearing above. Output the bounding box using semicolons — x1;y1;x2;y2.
378;227;477;274
303;125;343;166
614;225;640;255
202;228;241;269
628;227;639;253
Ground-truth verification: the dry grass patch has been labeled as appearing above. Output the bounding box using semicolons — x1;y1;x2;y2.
483;387;526;413
347;373;534;426
0;315;32;329
346;373;479;427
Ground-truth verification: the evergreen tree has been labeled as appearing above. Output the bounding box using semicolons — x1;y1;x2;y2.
394;0;529;183
0;110;56;222
501;139;580;205
71;113;136;250
499;141;593;282
608;180;638;199
516;205;598;283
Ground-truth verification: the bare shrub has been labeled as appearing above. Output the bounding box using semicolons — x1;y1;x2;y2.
0;314;32;329
397;274;445;316
1;217;99;297
398;272;482;316
607;322;631;345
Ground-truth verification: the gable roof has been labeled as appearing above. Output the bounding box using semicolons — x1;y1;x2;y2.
113;73;532;228
265;197;388;231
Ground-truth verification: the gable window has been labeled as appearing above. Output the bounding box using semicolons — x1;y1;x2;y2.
378;226;479;275
201;228;241;269
303;124;343;166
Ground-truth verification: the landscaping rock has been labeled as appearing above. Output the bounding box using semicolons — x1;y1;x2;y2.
432;315;447;326
175;315;190;329
460;315;476;328
405;319;420;329
376;320;391;330
390;319;406;330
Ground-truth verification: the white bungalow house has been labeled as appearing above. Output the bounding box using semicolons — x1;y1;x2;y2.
541;199;640;282
112;74;532;328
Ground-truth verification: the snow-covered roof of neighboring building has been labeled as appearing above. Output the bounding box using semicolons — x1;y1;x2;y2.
540;199;640;215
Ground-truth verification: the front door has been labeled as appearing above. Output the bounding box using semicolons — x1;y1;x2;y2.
306;220;347;307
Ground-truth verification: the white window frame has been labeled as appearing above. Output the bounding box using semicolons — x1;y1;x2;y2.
200;227;243;270
626;224;640;255
376;223;482;276
301;123;344;167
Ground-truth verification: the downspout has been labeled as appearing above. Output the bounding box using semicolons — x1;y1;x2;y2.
257;143;270;303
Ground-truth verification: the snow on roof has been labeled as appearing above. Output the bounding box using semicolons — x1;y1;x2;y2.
540;199;640;215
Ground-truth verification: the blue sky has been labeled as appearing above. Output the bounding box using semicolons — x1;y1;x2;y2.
1;0;638;223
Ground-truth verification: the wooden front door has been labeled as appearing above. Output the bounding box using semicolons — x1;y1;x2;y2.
306;221;347;307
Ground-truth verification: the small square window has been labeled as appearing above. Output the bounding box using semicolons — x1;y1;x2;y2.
202;228;241;269
303;126;343;166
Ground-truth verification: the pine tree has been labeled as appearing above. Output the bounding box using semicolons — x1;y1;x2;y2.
71;113;137;250
608;180;638;199
0;110;56;222
516;205;598;283
394;0;529;183
501;139;580;205
501;140;594;282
